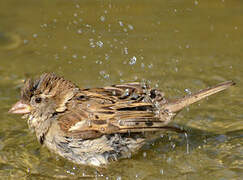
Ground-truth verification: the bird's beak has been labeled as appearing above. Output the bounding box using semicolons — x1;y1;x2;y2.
9;101;31;114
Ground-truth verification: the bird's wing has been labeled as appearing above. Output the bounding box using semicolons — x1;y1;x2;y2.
58;82;170;139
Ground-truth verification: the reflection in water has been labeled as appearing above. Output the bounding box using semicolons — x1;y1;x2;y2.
0;0;242;179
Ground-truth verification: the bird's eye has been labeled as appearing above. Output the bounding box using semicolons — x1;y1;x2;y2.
35;97;42;103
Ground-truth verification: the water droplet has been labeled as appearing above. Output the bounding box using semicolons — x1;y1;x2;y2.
118;21;123;26
141;63;145;68
96;60;102;64
88;120;92;127
72;54;78;59
124;89;130;96
184;132;190;154
40;23;47;28
54;54;59;60
77;29;82;34
100;16;105;22
96;41;104;47
184;88;192;95
124;47;128;54
105;54;109;60
143;152;147;157
148;63;153;68
99;71;109;79
32;34;38;38
129;56;137;65
104;74;109;79
73;13;78;17
112;91;116;96
90;43;95;48
23;39;28;44
128;24;134;30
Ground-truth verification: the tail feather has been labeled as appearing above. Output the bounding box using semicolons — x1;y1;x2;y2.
164;81;235;113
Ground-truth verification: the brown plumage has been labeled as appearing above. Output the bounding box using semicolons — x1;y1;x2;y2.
9;73;235;166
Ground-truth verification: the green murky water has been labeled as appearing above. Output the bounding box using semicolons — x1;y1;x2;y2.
0;0;242;179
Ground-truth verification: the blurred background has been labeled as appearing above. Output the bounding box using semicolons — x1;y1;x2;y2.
0;0;242;179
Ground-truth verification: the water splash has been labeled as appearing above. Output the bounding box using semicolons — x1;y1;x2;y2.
129;56;137;65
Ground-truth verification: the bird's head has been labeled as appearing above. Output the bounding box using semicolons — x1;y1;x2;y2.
9;73;78;125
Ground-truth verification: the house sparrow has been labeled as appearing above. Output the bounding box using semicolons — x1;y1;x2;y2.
9;73;235;166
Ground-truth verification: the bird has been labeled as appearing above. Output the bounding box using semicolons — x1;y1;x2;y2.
9;73;235;166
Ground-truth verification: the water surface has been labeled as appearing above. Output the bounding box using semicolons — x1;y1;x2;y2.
0;0;242;179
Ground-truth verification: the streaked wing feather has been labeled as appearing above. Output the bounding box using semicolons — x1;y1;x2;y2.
58;82;168;139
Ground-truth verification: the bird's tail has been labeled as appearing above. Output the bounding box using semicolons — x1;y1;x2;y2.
163;81;235;113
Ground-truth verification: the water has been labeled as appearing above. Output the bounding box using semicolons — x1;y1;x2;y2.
0;0;242;179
